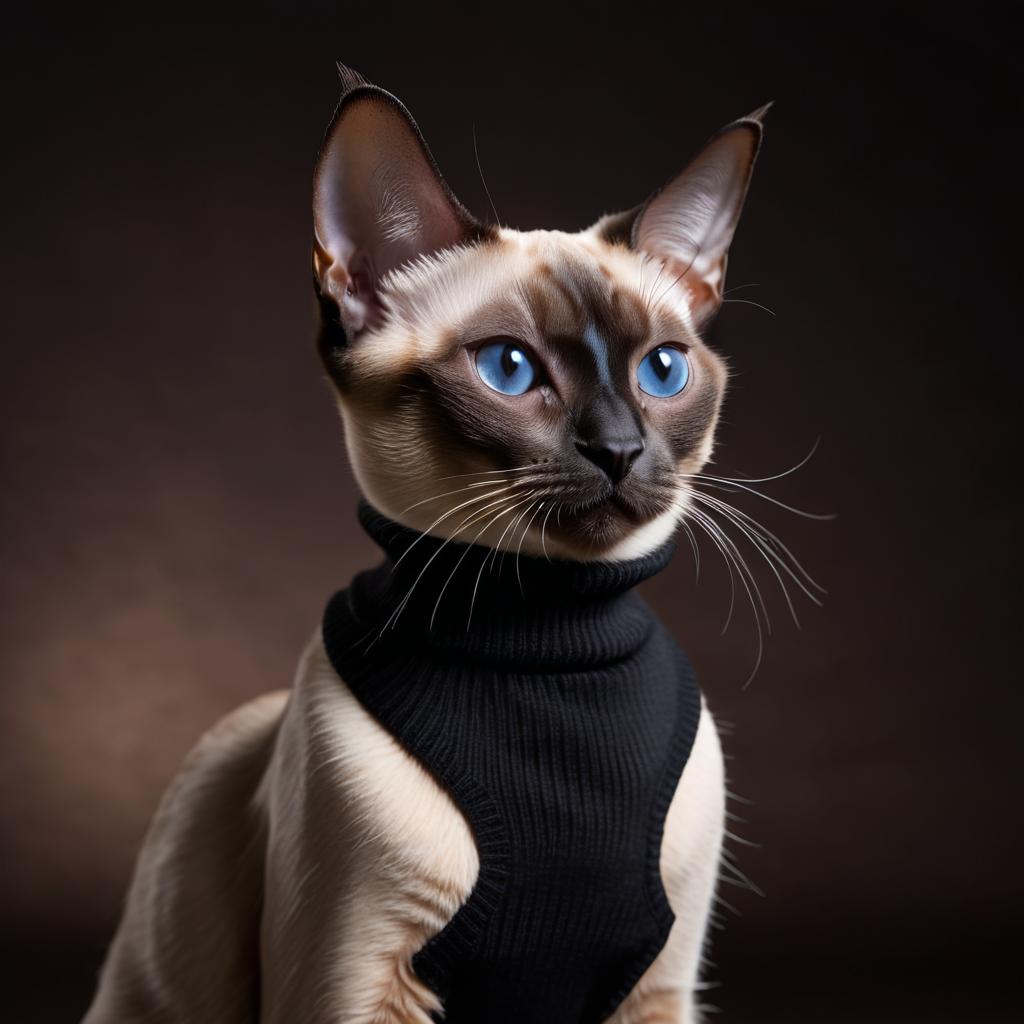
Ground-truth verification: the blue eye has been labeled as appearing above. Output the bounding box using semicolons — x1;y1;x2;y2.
475;340;537;396
637;345;690;397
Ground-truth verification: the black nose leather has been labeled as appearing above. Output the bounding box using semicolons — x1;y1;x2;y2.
575;438;644;484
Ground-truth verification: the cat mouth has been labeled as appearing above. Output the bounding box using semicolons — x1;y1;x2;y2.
606;491;647;522
565;486;660;526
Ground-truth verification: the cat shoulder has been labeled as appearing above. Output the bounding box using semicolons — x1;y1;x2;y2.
280;628;479;873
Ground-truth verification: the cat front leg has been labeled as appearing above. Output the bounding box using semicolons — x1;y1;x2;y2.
256;637;479;1024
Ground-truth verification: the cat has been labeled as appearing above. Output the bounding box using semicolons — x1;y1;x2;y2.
82;63;767;1024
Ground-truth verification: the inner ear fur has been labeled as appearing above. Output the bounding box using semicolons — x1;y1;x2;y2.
594;106;769;328
312;63;492;344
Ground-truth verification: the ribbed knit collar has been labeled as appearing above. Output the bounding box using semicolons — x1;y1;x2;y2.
335;500;677;670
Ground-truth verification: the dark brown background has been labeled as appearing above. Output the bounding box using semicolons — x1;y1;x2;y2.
2;5;1019;1022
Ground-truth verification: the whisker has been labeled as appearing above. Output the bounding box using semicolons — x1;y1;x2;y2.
686;506;766;688
696;438;821;486
515;500;547;596
676;437;829;656
691;493;807;627
436;463;540;482
721;297;776;317
642;255;667;315
686;505;739;634
688;474;835;521
496;497;542;577
680;520;702;582
490;489;556;577
485;496;531;576
385;491;522;634
399;476;532;516
700;508;771;630
427;500;520;632
464;494;540;630
651;265;688;311
651;242;702;312
692;490;825;598
539;502;557;561
472;121;501;227
391;484;522;573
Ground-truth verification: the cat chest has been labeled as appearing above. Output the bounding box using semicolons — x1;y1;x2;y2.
344;648;701;1024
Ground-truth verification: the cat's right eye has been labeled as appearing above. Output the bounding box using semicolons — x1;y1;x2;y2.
475;340;538;396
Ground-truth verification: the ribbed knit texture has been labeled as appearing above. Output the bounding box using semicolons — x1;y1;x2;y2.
321;501;703;1024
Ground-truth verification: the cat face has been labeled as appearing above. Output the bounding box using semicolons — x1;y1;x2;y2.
312;64;765;561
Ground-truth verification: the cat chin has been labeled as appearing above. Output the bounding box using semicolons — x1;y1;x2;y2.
555;503;684;563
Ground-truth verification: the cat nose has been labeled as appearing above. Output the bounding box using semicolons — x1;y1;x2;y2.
575;438;644;484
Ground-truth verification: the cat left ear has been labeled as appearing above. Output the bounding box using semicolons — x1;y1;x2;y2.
595;105;770;328
313;63;487;339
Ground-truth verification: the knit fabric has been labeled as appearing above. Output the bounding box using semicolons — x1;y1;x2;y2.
321;501;703;1023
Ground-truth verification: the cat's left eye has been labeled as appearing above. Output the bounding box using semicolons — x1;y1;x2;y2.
637;345;690;398
475;340;537;396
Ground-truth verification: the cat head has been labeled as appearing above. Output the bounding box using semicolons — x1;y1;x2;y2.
313;63;766;562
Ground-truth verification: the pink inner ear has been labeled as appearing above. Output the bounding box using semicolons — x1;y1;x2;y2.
312;89;476;337
662;255;725;327
327;259;384;336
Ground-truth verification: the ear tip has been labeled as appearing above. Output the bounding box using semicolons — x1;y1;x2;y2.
745;101;774;125
335;61;371;95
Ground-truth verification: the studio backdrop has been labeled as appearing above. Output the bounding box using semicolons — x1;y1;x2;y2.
1;6;1018;1022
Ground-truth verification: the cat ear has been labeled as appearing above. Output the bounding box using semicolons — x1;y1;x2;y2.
313;63;487;339
595;105;769;328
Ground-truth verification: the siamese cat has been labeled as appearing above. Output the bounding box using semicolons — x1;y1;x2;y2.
83;64;768;1024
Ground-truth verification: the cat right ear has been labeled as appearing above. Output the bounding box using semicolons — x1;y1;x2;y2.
593;106;769;329
313;63;487;340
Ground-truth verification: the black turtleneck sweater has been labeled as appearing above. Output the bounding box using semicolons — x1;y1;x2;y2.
321;502;703;1024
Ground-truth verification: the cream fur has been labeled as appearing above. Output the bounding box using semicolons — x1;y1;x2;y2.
338;227;726;563
84;627;725;1023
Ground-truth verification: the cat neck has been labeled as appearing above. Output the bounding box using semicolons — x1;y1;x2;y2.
331;499;677;670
